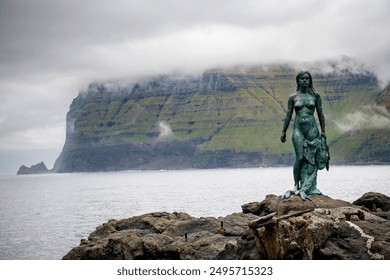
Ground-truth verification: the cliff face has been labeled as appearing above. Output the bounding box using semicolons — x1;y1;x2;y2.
378;83;390;109
53;63;387;172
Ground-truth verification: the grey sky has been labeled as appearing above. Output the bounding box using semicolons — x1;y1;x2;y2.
0;0;389;174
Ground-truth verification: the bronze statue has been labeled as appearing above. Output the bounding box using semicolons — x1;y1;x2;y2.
281;71;330;200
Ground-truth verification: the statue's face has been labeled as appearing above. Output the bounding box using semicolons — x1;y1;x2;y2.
298;73;310;88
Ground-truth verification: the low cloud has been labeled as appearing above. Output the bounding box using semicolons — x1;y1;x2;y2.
0;124;65;150
0;0;389;173
335;105;390;132
157;121;174;140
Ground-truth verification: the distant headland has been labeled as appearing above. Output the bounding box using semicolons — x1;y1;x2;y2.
16;161;51;175
17;60;390;174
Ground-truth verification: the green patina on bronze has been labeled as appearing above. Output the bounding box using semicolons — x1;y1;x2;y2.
281;71;330;200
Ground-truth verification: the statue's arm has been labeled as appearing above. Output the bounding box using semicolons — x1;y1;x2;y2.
316;94;326;136
281;95;294;143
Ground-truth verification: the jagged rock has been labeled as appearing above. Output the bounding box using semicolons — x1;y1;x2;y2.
249;195;389;260
353;192;390;212
17;161;50;175
371;211;390;220
62;212;259;260
63;193;390;260
241;202;261;215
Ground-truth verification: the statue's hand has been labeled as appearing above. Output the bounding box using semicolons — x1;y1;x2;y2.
280;132;287;143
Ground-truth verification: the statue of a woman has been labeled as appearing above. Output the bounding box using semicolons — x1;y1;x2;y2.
281;71;330;200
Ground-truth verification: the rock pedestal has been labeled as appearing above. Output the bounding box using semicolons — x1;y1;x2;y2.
63;193;390;260
243;194;389;260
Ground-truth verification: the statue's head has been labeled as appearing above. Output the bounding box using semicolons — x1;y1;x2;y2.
296;71;314;92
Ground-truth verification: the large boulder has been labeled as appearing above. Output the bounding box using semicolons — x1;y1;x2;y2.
353;192;390;212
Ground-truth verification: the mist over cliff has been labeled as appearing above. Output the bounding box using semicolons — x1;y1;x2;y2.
53;61;389;172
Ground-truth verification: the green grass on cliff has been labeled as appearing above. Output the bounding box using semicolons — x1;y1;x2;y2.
197;124;292;154
70;65;382;161
330;128;390;163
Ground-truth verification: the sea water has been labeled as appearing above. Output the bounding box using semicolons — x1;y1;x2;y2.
0;166;389;260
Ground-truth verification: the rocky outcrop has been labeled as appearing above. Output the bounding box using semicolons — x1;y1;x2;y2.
62;193;390;260
62;212;259;260
17;161;50;175
353;192;390;211
245;194;389;260
353;192;390;220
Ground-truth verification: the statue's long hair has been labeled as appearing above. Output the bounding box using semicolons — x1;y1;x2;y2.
296;71;317;96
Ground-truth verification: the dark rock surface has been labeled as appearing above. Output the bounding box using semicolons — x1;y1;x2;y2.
242;194;354;216
248;194;389;260
353;192;390;212
17;161;50;175
63;193;390;260
352;192;390;221
62;212;259;260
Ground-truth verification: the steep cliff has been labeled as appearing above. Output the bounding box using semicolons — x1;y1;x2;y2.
53;62;387;172
378;83;390;109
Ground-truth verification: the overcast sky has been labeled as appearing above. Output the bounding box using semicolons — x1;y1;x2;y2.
0;0;389;174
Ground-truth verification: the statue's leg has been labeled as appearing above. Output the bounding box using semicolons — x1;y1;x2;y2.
306;124;320;141
292;129;304;190
303;125;322;195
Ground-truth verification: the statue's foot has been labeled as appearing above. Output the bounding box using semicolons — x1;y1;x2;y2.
283;190;295;199
310;189;322;195
283;189;313;200
296;190;312;201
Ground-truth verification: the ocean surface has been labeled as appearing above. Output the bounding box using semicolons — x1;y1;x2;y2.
0;166;389;260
